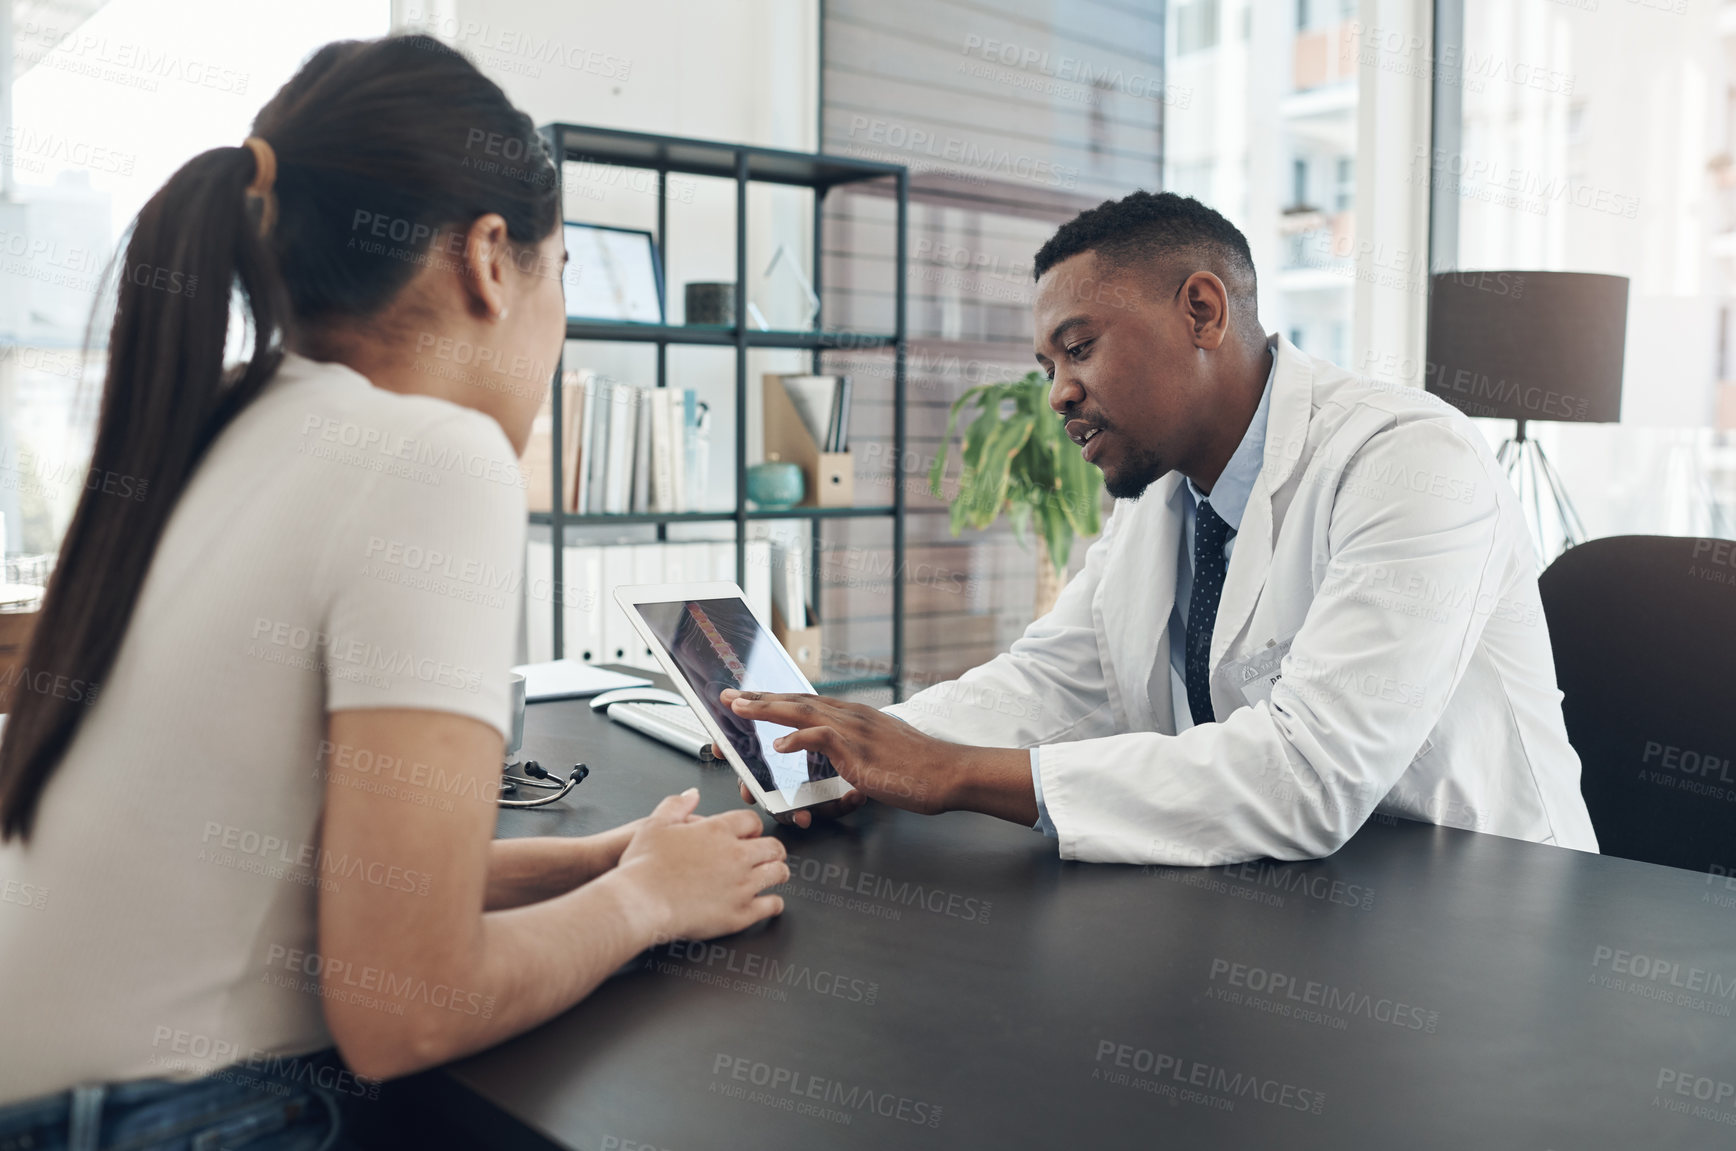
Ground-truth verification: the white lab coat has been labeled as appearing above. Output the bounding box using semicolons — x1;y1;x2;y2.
886;337;1599;865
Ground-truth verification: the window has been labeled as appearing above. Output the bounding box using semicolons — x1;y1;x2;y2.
1176;0;1220;56
1;0;391;561
1166;0;1374;390
1430;0;1736;545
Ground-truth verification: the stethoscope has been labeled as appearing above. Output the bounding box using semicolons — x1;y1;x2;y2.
498;760;589;808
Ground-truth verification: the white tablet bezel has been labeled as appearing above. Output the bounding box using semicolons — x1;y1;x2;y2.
614;582;855;816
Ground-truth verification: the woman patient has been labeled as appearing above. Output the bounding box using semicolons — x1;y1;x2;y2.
0;34;787;1148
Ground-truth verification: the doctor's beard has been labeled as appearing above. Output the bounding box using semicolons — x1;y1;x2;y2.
1101;434;1169;501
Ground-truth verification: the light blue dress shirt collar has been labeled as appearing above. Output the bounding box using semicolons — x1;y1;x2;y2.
1181;340;1276;531
1172;336;1279;634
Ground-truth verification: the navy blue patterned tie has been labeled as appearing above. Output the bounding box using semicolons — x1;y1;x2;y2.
1186;501;1233;725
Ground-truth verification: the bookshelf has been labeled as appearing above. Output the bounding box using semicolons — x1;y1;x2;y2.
537;123;909;697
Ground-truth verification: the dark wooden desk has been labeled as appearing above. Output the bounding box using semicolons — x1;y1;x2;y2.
404;689;1736;1150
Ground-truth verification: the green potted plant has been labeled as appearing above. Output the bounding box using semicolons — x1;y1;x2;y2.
928;370;1105;617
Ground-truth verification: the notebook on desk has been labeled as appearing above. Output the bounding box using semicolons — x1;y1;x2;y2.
512;660;650;702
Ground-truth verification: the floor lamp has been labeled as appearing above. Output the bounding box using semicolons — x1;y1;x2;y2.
1425;271;1629;558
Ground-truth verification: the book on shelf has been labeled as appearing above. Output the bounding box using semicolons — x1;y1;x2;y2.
575;375;600;513
763;527;823;679
603;383;636;514
668;389;689;512
631;387;653;513
828;377;852;451
582;376;610;514
522;373;709;516
683;390;709;509
523;371;585;513
649;390;676;511
769;539;809;630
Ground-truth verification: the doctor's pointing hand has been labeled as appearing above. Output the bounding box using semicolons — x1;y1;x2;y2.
718;688;1037;828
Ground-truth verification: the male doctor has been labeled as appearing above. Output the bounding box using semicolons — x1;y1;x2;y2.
724;190;1598;865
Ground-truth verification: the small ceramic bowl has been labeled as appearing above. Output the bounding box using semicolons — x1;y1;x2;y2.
747;461;804;509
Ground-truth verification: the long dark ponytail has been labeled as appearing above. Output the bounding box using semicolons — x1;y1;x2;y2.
0;36;559;838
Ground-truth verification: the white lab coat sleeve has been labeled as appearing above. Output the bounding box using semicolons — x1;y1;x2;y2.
882;503;1126;749
1040;420;1511;865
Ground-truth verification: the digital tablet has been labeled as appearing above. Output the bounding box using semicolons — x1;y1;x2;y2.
614;582;856;816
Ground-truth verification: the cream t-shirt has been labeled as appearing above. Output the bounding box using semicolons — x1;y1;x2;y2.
0;353;526;1104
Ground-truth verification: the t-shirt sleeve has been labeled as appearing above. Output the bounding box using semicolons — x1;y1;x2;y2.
319;407;527;741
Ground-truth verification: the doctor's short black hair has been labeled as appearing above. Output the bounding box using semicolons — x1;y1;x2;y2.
1033;190;1261;335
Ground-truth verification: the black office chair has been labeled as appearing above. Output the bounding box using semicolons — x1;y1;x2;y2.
1538;535;1736;874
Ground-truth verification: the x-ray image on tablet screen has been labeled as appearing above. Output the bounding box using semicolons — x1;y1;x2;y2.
635;598;838;796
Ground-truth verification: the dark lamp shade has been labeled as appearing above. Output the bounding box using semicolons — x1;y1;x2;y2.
1425;271;1628;424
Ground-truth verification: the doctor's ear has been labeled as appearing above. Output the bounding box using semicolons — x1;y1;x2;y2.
1179;271;1231;352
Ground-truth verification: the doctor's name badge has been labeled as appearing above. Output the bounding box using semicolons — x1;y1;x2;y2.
1226;639;1292;708
1221;637;1431;713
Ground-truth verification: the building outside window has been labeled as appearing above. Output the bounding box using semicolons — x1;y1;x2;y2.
1166;0;1362;371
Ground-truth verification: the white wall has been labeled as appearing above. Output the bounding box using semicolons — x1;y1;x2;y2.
394;0;816;149
393;0;820;505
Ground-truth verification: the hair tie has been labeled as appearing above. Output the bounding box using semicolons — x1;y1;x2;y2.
241;136;277;237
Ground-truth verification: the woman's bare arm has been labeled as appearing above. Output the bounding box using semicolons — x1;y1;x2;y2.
484;827;640;911
319;708;786;1081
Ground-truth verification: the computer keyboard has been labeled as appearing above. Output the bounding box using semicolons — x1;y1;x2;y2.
607;701;719;760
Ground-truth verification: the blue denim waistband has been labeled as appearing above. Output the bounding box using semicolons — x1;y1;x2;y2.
0;1048;353;1151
